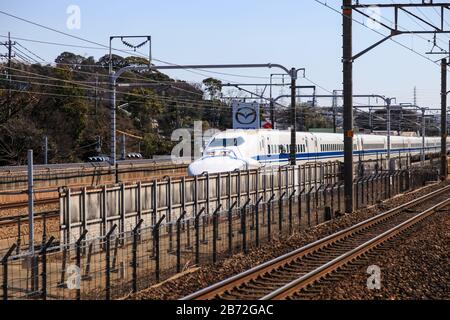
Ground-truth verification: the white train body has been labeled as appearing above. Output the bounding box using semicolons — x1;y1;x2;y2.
187;129;443;176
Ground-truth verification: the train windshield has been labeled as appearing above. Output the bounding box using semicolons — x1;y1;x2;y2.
209;137;245;148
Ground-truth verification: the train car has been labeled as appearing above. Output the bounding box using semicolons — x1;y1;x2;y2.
187;129;445;176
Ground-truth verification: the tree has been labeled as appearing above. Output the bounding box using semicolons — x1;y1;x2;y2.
141;132;174;157
202;77;222;100
123;88;164;132
55;52;86;70
0;118;44;165
97;54;128;70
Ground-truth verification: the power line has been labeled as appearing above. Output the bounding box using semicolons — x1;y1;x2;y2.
313;0;444;68
15;42;45;62
13;47;39;64
0;10;268;81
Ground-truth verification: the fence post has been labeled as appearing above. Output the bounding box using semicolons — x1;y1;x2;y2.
267;194;275;241
195;208;205;265
331;182;338;217
370;175;375;205
176;211;187;273
153;215;166;283
105;224;117;300
307;187;314;227
82;243;93;281
298;185;304;228
111;237;120;273
132;219;144;293
212;204;223;264
289;190;296;235
57;246;68;289
361;178;365;207
355;178;360;210
366;177;370;205
387;170;393;199
40;236;55;300
278;192;286;235
227;201;237;256
16;216;21;255
315;185;323;224
2;244;17;301
241;199;251;254
75;230;88;300
255;196;264;247
323;184;331;220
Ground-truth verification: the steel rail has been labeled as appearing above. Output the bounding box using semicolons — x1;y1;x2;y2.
0;197;58;210
0;211;59;228
181;184;450;300
262;195;450;300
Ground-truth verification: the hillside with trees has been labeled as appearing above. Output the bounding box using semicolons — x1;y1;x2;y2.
0;52;233;165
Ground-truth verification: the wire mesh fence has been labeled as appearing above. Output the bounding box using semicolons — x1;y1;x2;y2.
0;163;440;300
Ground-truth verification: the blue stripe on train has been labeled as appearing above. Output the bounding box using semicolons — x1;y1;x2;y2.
253;147;441;163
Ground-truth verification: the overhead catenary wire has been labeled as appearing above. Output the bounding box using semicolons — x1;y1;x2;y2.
313;0;446;69
0;10;270;82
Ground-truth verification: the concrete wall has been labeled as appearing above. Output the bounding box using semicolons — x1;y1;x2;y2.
0;163;188;204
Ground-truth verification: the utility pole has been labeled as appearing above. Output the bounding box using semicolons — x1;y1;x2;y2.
96;136;102;154
109;35;152;166
109;74;117;166
421;108;426;165
1;32;16;117
339;0;450;212
413;86;417;106
95;73;99;115
290;68;297;166
441;58;448;179
343;0;354;213
332;90;337;133
27;150;34;254
386;98;391;170
44;136;48;165
121;134;126;160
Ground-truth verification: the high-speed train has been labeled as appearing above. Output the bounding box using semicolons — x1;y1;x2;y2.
187;129;444;176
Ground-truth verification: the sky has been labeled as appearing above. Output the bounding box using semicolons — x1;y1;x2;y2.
1;0;450;112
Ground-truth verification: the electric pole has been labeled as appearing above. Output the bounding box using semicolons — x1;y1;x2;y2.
95;72;99;115
332;90;338;133
340;1;450;212
290;68;297;166
441;58;448;179
343;0;354;213
1;32;16;117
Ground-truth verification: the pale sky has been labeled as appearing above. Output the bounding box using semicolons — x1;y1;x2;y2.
1;0;450;111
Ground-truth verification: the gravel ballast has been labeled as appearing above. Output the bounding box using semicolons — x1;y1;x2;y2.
129;181;449;300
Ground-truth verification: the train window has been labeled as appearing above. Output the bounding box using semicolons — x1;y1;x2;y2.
209;137;245;148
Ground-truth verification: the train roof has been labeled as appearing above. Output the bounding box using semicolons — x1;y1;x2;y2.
212;129;439;140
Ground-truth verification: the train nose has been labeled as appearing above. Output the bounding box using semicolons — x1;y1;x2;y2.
188;156;247;176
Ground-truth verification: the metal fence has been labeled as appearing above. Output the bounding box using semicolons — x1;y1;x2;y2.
58;162;342;244
0;163;439;300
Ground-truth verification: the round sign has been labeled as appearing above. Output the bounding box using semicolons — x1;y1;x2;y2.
235;106;257;125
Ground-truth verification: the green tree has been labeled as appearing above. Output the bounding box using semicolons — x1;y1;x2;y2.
202;77;222;100
141;132;174;157
123;88;164;132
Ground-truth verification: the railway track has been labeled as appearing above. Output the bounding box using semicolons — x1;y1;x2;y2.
0;197;59;210
0;211;59;229
182;184;450;300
